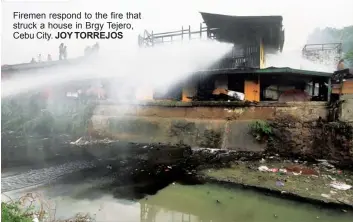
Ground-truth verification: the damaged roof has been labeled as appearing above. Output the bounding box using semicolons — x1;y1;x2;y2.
255;67;333;77
197;67;333;77
200;12;285;51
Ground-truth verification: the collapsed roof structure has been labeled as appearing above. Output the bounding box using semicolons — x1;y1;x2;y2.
199;12;285;52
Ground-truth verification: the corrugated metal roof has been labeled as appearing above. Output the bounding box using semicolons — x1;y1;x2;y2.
199;12;284;51
196;67;333;77
200;12;283;25
256;67;332;77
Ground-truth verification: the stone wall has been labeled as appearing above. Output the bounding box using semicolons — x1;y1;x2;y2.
91;102;328;151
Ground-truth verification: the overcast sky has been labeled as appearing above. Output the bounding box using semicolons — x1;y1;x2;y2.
1;0;353;65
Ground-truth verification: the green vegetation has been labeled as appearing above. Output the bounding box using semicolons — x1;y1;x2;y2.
1;93;97;165
307;26;353;66
1;93;96;138
249;120;273;141
2;202;33;222
1;193;94;222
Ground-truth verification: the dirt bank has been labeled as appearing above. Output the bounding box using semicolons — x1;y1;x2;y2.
195;152;353;210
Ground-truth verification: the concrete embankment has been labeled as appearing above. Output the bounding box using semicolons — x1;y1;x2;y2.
91;101;328;151
90;101;353;167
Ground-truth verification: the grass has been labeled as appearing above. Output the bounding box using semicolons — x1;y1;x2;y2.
1;193;94;222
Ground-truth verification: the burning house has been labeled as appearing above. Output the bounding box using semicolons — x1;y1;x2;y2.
137;12;333;103
2;12;338;104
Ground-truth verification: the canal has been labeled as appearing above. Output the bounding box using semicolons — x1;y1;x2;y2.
2;161;352;222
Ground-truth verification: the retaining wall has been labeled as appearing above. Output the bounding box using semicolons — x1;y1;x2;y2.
91;101;328;151
340;95;353;123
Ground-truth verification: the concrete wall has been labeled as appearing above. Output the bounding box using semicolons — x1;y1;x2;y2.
340;94;353;123
91;102;328;151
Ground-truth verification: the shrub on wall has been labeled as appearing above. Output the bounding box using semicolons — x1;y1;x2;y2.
249;120;273;141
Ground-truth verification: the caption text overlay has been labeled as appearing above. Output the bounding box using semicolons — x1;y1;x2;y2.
12;12;142;41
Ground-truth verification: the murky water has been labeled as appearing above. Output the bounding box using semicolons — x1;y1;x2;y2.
2;162;352;222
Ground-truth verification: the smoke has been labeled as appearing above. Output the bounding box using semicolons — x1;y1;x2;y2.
1;39;233;99
265;49;335;72
1;39;233;152
1;39;233;184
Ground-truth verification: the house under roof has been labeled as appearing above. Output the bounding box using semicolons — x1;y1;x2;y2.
200;12;285;52
196;67;333;78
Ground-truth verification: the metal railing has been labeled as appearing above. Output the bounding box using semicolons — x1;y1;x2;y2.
138;23;219;47
302;43;342;67
138;24;261;69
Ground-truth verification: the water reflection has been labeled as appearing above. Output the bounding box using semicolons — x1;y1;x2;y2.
140;183;353;222
140;202;196;222
2;164;353;222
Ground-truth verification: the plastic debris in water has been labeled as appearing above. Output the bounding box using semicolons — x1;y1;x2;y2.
317;159;335;169
70;137;83;145
258;166;270;172
258;166;279;173
321;193;331;199
279;169;287;174
330;181;352;190
271;168;279;173
328;175;336;181
276;181;285;187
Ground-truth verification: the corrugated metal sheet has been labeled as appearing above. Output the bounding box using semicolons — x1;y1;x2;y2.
196;67;333;77
200;12;283;26
199;12;284;51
